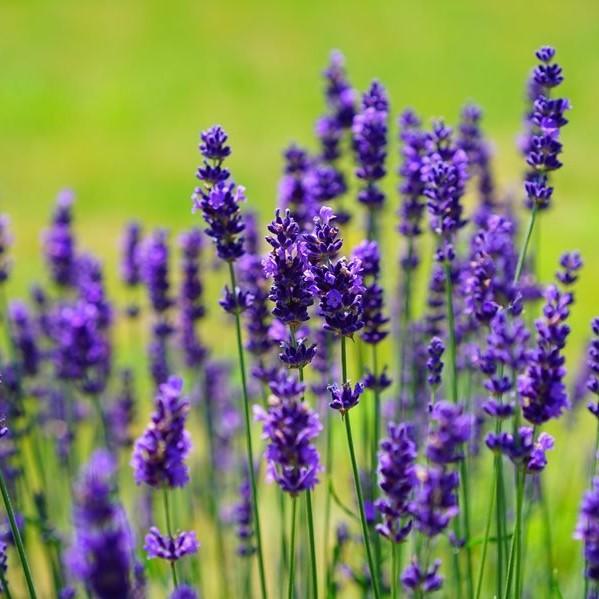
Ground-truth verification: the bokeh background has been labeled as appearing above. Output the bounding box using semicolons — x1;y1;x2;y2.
2;0;599;595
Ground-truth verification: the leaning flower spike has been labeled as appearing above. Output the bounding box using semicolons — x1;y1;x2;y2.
193;125;268;599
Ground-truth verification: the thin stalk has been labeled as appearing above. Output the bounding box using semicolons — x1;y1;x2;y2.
539;480;555;597
475;474;496;599
513;203;539;286
163;489;179;588
391;541;399;599
495;452;506;599
443;261;473;598
340;336;380;599
323;404;333;596
504;467;525;599
279;492;289;599
0;469;37;599
306;491;319;599
288;497;298;599
370;343;382;587
228;262;268;599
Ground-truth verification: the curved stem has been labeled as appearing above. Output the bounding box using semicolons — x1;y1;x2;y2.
288;497;298;599
0;469;37;599
504;467;525;599
228;262;268;599
391;541;399;599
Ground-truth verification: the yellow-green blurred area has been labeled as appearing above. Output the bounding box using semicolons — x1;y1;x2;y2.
2;0;599;596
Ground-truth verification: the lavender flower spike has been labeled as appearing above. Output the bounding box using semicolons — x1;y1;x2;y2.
132;376;192;488
145;527;199;561
587;318;599;416
575;477;599;585
0;215;11;284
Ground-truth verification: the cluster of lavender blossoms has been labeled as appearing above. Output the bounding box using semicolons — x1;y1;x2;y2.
3;44;599;599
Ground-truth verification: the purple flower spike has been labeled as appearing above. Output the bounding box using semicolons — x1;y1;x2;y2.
575;477;599;584
519;284;574;424
587;318;599;415
323;50;356;129
401;558;443;594
132;376;192;489
426;401;473;465
44;190;77;288
193;125;246;262
264;209;314;328
304;206;343;265
9;301;40;377
219;286;253;315
328;381;364;413
279;338;317;369
120;221;143;288
254;391;322;496
278;144;314;227
556;251;583;286
376;422;416;543
426;337;445;387
67;450;134;598
144;527;199;562
486;427;554;473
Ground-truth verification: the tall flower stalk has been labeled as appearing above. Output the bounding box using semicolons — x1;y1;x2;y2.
193;125;268;598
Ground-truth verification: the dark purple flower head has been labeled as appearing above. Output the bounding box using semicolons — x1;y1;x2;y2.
67;450;134;599
44;189;77;287
230;474;256;557
304;206;343;265
195;125;231;186
353;83;389;210
426;401;473;465
144;527;199;562
52;301;111;393
108;369;136;449
352;240;380;279
263;209;314;327
522;47;570;211
77;253;113;329
421;121;469;243
518;284;573;424
397;110;428;255
141;229;173;315
575;477;599;583
308;254;365;337
120;221;143;287
316;114;343;162
305;163;347;204
0;215;11;284
132;376;192;488
279;338;317;369
376;422;416;543
587;318;599;415
323;50;356;128
363;366;392;393
219;285;253;315
426;337;445;387
254;394;322;495
486;427;554;472
409;465;459;537
195;181;246;262
401;558;443;594
556;251;583;286
328;381;364;413
268;370;305;401
9;301;40;377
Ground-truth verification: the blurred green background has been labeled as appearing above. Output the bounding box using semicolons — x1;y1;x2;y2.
2;0;599;595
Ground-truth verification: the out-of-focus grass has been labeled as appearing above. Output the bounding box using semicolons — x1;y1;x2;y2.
2;0;599;596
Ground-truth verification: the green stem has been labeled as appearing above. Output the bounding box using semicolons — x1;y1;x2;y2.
513;203;539;285
279;492;289;599
539;479;555;597
443;261;473;598
228;262;268;599
370;343;382;587
340;336;380;599
495;451;506;599
323;404;333;596
475;473;496;599
288;497;298;599
504;467;525;599
163;489;179;588
306;491;319;599
397;239;414;417
0;469;37;599
391;542;399;599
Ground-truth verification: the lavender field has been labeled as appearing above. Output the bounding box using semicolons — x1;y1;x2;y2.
2;2;599;598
